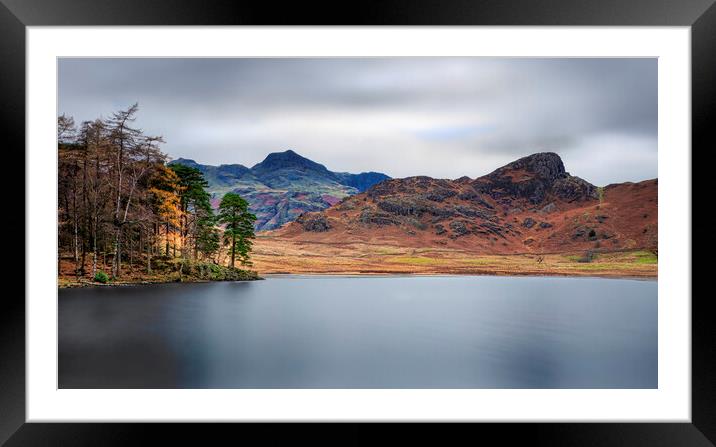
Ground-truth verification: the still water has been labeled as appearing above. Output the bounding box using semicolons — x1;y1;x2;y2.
59;276;657;388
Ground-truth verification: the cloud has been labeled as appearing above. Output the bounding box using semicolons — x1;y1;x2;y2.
58;57;657;185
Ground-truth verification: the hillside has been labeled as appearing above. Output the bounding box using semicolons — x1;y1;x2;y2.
170;150;390;231
253;153;657;277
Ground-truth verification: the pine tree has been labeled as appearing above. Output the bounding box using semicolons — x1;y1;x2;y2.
217;193;256;268
169;164;215;260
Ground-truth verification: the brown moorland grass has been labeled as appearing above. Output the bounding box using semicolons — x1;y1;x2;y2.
251;237;657;279
58;241;656;287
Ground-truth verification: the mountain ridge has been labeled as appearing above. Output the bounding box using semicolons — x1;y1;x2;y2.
271;152;657;255
170;150;391;231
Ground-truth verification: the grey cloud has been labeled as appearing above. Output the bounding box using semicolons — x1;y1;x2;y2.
58;57;657;185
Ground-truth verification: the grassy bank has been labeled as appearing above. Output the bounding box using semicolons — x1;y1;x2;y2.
59;256;261;288
252;239;657;279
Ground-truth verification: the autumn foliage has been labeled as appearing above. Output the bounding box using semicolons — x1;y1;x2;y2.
58;104;256;284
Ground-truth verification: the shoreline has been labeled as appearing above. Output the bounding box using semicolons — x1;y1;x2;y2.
260;271;657;281
59;248;657;288
59;270;656;288
58;277;264;289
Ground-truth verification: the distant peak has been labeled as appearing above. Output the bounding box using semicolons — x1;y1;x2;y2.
170;157;199;166
252;149;328;173
276;149;300;156
513;152;564;168
490;152;566;181
262;149;307;162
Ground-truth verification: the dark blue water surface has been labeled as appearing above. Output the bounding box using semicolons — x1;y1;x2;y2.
59;276;657;388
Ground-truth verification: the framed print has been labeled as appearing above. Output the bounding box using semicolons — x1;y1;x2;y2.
4;0;711;445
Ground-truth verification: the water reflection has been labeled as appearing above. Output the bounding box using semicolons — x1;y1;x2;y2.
59;276;657;388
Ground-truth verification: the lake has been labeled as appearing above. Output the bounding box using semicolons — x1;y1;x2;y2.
59;275;657;388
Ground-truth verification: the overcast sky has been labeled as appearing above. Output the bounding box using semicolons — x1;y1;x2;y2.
58;58;657;185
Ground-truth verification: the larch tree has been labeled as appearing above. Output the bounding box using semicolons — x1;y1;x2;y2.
105;104;166;278
148;164;183;266
58;105;221;283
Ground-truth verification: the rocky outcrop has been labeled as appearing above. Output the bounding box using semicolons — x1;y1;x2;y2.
449;220;471;238
553;176;598;202
377;199;426;216
296;213;332;232
274;154;657;255
359;209;401;227
473;152;597;204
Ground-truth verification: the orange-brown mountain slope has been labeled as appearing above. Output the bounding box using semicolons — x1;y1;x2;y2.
265;152;657;255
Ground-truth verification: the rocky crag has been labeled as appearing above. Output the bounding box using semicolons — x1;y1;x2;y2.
274;152;657;254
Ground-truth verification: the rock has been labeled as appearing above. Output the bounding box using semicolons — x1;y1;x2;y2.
425;189;457;202
472;153;598;204
539;202;557;214
489;152;567;183
449;220;471;237
297;214;331;232
522;217;536;228
425;205;457;219
434;224;447;235
405;217;427;230
539;222;553;229
476;221;508;239
552;176;598;202
377;199;424;216
572;226;598;241
455;206;482;218
457;189;494;208
359;210;401;226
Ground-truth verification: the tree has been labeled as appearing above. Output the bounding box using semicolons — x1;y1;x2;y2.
148;164;182;259
169;164;214;260
107;103;142;278
57;116;81;275
80;119;113;277
57;106;220;282
217;193;256;268
58;114;76;144
195;215;221;261
104;104;166;278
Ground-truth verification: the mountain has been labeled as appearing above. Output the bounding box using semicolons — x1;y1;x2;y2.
335;171;395;191
172;158;250;187
271;152;657;254
169;150;390;231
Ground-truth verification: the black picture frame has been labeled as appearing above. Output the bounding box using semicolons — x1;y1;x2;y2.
3;0;709;445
